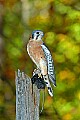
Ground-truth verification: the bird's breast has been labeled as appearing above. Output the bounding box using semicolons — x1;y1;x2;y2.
27;40;46;66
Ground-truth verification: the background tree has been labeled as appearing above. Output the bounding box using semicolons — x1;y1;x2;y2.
0;0;80;120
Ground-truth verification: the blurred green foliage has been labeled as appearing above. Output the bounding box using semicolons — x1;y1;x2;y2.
0;0;80;120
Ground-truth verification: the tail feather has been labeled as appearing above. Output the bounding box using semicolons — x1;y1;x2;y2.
49;75;56;87
43;75;53;97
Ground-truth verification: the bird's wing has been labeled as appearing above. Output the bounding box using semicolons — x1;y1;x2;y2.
41;43;56;87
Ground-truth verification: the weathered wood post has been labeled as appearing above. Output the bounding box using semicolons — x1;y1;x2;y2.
15;69;40;120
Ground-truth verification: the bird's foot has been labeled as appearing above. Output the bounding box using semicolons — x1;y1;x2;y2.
38;73;42;78
33;68;41;76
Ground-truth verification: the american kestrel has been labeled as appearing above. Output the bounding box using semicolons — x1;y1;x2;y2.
27;30;56;97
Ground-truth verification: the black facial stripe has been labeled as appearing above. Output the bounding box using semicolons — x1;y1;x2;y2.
36;34;40;40
32;34;34;39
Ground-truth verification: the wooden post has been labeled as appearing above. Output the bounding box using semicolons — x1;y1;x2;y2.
16;69;40;120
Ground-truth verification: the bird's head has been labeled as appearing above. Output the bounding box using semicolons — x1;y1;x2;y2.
31;30;44;41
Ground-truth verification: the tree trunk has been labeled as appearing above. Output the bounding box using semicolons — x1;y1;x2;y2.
16;69;40;120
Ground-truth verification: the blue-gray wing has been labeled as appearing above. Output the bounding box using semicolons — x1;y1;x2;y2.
41;43;56;87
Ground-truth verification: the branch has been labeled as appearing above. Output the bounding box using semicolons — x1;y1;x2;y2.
15;69;40;120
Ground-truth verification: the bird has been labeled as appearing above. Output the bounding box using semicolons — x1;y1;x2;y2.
27;30;56;97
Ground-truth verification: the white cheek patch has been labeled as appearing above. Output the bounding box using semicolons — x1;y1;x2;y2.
34;34;37;40
33;33;42;41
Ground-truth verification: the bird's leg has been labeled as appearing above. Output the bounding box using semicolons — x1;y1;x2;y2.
33;68;40;74
33;68;42;78
38;73;42;78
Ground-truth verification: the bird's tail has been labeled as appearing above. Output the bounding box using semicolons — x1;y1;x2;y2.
43;75;53;97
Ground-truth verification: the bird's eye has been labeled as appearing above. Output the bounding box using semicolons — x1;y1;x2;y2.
36;32;39;34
